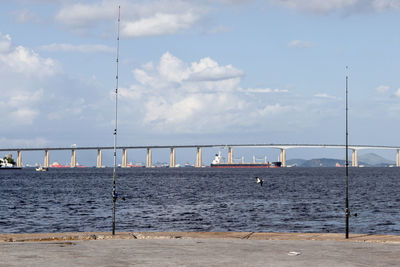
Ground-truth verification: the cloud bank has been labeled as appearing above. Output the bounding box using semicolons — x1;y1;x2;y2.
54;0;205;38
13;0;400;40
271;0;400;13
0;32;109;146
119;52;302;133
0;33;59;76
0;33;60;127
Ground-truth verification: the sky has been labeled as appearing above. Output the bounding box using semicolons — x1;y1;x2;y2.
1;0;400;165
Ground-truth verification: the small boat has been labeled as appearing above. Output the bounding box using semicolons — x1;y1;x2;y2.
0;158;21;170
36;166;48;172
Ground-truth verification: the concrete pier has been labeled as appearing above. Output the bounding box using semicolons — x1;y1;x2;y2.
17;150;22;167
228;147;234;164
196;147;202;167
70;149;76;168
170;148;176;168
44;150;49;168
1;232;400;267
121;148;127;168
146;148;152;168
96;149;103;168
352;149;358;167
280;149;286;167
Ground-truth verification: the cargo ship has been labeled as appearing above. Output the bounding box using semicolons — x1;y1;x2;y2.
210;153;281;168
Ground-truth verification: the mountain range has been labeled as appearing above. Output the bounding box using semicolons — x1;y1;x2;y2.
286;153;396;167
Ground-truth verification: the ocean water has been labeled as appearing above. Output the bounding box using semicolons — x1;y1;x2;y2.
0;167;399;234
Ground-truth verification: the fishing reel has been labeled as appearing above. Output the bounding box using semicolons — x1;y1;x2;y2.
345;208;357;218
113;190;126;201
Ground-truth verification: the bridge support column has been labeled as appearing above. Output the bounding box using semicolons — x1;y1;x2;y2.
17;151;22;167
71;149;77;167
170;148;176;168
146;148;152;168
396;149;400;167
196;147;202;167
97;149;103;168
352;149;358;167
280;149;286;167
122;148;127;168
44;150;50;168
228;147;234;164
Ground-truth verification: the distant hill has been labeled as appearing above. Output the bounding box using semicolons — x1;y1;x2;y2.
286;159;307;167
298;158;345;167
358;153;395;166
286;153;394;167
287;158;343;167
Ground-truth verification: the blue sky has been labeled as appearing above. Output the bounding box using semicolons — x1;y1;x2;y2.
1;0;400;165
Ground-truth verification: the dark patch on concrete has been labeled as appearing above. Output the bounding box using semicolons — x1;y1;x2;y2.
241;232;254;239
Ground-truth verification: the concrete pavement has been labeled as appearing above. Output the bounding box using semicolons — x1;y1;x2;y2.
1;232;399;266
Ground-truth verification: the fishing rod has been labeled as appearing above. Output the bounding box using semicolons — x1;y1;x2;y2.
345;66;349;239
112;5;120;236
345;67;357;238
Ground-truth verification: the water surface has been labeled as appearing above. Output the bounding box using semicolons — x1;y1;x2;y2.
0;167;399;234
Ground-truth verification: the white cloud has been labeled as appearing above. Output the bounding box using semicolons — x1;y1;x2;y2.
55;1;114;29
0;33;12;53
12;0;70;3
158;52;190;83
10;108;39;125
271;0;400;13
205;0;254;4
0;88;44;126
375;85;390;93
0;33;59;76
288;40;314;48
258;103;291;116
38;43;114;53
119;86;143;100
242;88;289;93
394;88;400;97
118;52;297;132
272;0;357;13
8;89;44;108
0;33;61;127
54;0;206;38
314;93;339;100
131;52;244;91
121;12;201;38
0;33;61;126
372;0;400;11
188;57;244;82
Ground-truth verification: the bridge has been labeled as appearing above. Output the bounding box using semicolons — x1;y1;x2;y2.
1;144;400;168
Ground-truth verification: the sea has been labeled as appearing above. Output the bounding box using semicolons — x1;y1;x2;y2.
0;167;399;235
